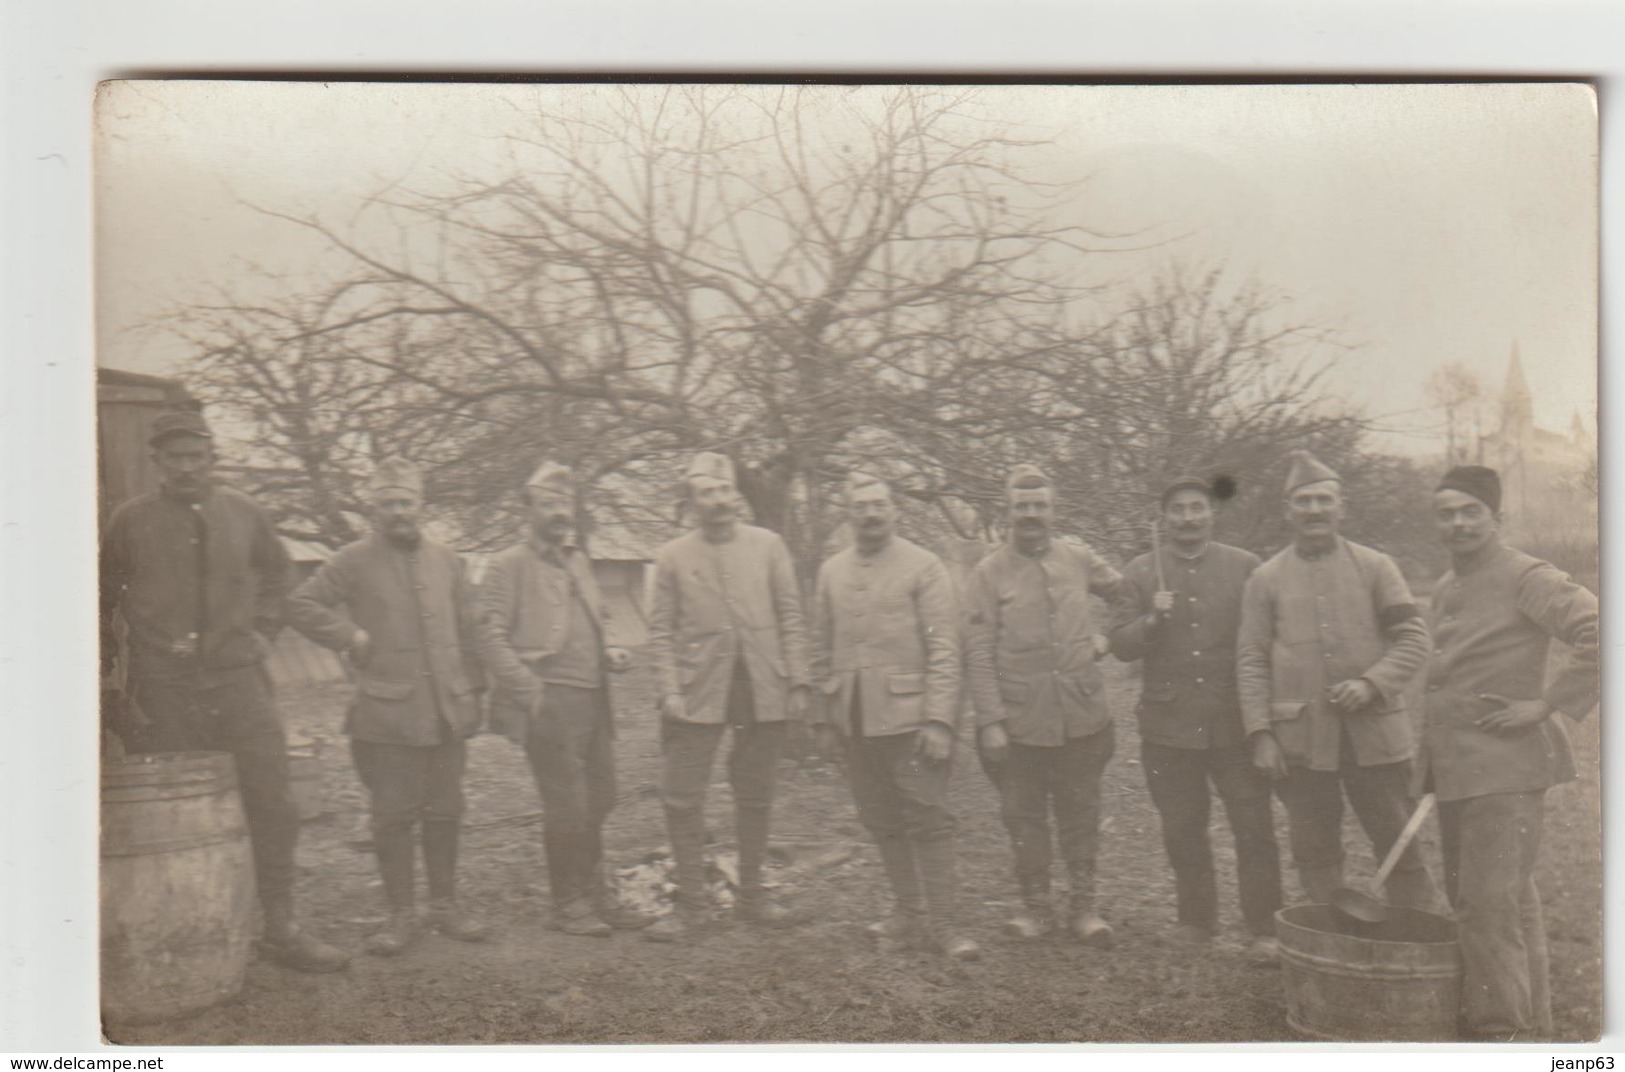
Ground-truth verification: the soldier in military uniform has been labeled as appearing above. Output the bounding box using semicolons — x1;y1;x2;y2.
1422;466;1598;1039
1236;451;1439;909
478;461;647;937
964;464;1122;947
1111;476;1281;963
101;411;348;973
812;472;976;960
287;457;489;955
643;452;812;941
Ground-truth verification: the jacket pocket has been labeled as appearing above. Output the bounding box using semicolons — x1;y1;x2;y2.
888;672;926;695
1270;701;1309;722
359;677;416;701
1141;682;1178;703
997;678;1029;704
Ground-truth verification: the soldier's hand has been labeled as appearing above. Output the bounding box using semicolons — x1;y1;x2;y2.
1251;732;1288;781
1092;633;1111;661
1151;591;1176;617
1476;694;1550;735
347;628;372;667
606;646;634;672
812;722;843;764
661;693;688;721
787;685;811;722
1327;678;1377;713
915;722;955;762
978;722;1010;765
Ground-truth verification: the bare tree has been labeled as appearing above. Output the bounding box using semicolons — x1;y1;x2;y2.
173;85;1118;577
1425;362;1485;465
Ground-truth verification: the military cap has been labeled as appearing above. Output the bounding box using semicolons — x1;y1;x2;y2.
1283;450;1339;496
1160;475;1212;509
366;456;423;497
845;471;889;497
1437;465;1502;513
1006;464;1051;491
148;409;213;446
684;451;736;486
526;459;574;496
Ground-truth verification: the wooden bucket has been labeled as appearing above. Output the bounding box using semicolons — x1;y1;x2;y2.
1277;904;1462;1041
287;735;323;821
101;751;255;1026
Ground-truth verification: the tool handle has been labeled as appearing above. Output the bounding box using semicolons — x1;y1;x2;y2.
1372;792;1435;888
1151;520;1168;591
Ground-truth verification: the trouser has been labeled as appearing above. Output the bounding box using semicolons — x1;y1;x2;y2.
979;724;1115;914
659;661;786;908
845;684;958;929
1274;752;1437;908
127;668;300;931
1439;790;1552;1038
351;738;468;910
1141;739;1282;936
524;683;616;913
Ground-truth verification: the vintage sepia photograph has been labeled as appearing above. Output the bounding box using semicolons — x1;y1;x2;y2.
93;80;1598;1045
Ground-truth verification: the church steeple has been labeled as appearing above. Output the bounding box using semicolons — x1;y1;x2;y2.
1500;341;1533;436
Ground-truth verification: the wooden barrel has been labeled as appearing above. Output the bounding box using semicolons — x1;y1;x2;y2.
1277;904;1462;1041
101;751;255;1026
287;735;323;821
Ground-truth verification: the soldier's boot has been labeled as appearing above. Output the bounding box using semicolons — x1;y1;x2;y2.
865;834;929;947
734;805;794;927
1065;863;1113;948
422;819;489;942
1298;861;1343;906
1002;873;1053;940
552;896;613;938
261;897;352;973
364;826;422;957
1384;863;1443;914
917;832;979;961
645;808;708;943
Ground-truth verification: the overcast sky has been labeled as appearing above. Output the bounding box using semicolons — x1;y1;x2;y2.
96;81;1597;452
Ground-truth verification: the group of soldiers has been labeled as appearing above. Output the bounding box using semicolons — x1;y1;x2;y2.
101;409;1597;1041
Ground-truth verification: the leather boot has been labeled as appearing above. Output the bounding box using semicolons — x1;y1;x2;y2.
866;834;927;945
642;902;704;943
366;909;423;957
552;897;612;937
734;806;794;925
261;901;352;972
667;807;707;911
364;825;421;956
419;820;487;940
1003;873;1052;940
1066;886;1114;949
915;832;977;960
645;809;708;943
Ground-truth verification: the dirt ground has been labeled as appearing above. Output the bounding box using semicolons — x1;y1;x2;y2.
109;659;1601;1045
